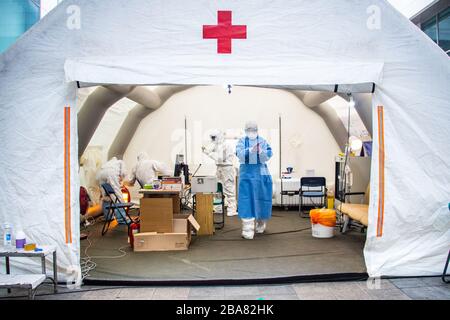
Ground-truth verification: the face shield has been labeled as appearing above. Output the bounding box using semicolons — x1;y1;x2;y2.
244;121;258;139
245;130;258;140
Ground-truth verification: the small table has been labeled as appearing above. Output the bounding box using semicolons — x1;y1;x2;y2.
0;245;58;294
139;189;181;196
0;274;46;300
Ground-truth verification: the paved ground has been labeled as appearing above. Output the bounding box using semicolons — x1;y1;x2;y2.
1;277;449;300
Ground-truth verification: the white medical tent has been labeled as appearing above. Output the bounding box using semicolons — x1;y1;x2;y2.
0;0;449;283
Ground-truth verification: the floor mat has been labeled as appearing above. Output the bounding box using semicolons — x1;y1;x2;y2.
81;210;367;282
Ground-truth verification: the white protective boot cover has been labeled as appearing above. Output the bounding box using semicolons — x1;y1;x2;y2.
256;220;267;234
241;218;255;240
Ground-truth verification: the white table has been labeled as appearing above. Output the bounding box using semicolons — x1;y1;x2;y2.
0;274;46;299
0;245;58;294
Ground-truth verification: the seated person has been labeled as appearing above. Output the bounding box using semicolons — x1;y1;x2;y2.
127;152;172;187
96;157;128;224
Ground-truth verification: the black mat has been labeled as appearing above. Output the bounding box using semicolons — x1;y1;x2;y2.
81;210;367;283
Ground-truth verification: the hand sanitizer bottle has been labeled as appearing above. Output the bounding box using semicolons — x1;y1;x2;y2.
3;223;13;250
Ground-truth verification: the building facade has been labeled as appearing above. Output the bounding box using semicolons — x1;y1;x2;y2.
412;0;450;55
0;0;41;54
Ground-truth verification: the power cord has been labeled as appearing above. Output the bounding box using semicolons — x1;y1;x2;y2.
79;217;129;281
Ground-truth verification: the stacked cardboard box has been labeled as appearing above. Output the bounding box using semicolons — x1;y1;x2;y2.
135;192;200;252
140;198;174;233
134;214;200;252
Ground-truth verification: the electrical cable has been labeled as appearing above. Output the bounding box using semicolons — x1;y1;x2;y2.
79;217;129;281
0;284;133;300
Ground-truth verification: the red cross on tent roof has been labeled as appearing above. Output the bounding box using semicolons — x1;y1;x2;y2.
203;11;247;54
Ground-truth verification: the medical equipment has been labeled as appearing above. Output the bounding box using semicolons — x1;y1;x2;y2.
191;176;217;194
174;154;190;185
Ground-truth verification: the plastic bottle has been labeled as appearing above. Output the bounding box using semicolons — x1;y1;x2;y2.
327;190;335;210
2;223;13;250
15;231;26;249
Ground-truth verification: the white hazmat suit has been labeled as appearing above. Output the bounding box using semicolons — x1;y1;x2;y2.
128;152;172;187
96;157;128;223
203;130;237;216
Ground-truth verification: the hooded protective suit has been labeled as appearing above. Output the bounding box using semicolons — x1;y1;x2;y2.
96;157;128;224
236;122;273;239
203;130;237;216
128;152;172;187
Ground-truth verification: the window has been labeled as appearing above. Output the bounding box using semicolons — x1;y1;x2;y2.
0;0;41;53
422;17;438;44
438;8;450;54
421;7;450;56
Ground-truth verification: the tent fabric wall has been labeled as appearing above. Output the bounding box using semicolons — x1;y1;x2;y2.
0;0;449;280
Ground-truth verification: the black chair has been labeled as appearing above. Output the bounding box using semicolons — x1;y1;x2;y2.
213;183;226;230
101;183;138;236
299;177;327;218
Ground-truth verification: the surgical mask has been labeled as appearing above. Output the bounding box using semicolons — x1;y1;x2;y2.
246;131;258;140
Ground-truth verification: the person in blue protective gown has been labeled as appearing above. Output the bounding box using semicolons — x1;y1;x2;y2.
236;121;273;239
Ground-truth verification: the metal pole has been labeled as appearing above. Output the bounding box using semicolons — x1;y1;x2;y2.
53;251;58;293
41;256;46;276
279;115;282;179
279;115;283;208
6;257;11;294
184;116;188;163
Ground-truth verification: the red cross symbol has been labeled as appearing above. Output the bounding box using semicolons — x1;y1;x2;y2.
203;11;247;54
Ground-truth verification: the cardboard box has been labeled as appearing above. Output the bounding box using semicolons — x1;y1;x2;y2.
140;198;173;233
162;183;183;191
162;177;183;191
133;214;200;252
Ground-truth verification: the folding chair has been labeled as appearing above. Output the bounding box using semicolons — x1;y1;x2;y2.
299;177;327;218
443;250;450;284
101;183;139;236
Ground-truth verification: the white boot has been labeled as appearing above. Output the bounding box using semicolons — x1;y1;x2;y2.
256;220;267;234
241;218;255;240
227;209;238;217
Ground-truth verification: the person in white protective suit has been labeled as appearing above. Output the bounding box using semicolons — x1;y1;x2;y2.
96;157;128;224
202;130;238;216
127;152;172;187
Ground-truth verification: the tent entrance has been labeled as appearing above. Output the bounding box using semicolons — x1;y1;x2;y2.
76;84;372;284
